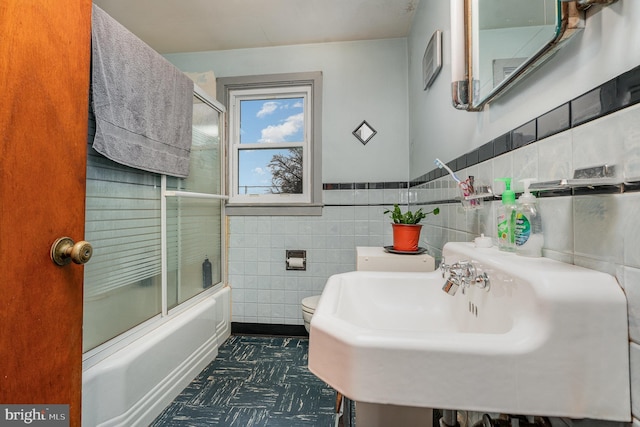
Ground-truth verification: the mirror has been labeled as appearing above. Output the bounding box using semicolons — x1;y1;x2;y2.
353;120;377;145
455;0;584;110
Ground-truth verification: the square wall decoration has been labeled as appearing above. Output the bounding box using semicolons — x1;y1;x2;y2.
423;29;442;90
353;120;377;145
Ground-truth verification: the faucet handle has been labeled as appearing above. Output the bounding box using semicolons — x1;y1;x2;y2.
440;256;450;278
474;272;491;291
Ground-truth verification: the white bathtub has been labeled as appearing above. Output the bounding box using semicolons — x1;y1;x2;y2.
82;286;231;427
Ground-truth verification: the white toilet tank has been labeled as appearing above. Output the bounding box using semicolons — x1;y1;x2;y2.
356;246;435;272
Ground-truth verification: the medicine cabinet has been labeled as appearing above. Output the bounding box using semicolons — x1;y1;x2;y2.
452;0;585;110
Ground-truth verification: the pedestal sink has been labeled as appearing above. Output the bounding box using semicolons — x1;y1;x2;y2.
308;242;630;421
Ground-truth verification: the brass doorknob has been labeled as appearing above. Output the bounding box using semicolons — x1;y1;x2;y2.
51;237;93;266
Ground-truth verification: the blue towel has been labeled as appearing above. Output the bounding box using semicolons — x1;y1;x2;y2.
91;5;194;178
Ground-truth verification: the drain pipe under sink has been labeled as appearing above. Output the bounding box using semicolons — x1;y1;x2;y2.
440;410;459;427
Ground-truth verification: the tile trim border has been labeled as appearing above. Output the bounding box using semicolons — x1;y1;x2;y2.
321;65;640;201
231;322;308;337
410;64;640;187
323;181;408;190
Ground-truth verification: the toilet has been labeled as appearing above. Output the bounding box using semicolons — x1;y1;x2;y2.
301;246;436;334
302;295;321;333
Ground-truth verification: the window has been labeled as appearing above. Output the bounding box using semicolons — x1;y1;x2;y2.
218;72;323;216
232;87;309;202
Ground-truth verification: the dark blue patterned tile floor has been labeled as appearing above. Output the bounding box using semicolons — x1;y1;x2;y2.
150;335;337;427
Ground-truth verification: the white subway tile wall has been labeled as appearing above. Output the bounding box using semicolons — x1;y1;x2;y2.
537;132;573;183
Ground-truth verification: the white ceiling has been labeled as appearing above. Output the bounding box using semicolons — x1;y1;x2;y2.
92;0;420;54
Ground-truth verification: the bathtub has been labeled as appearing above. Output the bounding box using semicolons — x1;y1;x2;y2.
82;286;231;427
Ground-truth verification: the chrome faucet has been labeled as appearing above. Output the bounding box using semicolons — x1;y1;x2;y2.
441;260;490;296
439;256;450;278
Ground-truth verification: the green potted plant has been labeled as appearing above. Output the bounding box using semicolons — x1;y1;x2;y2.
384;204;440;252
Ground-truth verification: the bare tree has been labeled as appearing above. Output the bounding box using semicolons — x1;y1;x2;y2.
267;148;303;194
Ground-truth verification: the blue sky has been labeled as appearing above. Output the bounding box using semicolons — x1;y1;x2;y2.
238;98;304;194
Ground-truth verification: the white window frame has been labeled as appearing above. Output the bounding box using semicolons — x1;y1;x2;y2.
229;86;311;204
218;72;323;216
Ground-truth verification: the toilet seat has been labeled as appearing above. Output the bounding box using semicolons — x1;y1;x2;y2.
302;295;321;313
301;295;321;333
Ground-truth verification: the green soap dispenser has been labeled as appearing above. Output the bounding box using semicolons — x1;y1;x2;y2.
495;177;516;252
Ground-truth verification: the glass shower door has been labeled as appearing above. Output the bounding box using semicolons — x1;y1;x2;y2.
83;88;225;353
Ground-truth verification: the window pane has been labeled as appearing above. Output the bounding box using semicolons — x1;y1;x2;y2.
238;147;303;195
240;98;304;144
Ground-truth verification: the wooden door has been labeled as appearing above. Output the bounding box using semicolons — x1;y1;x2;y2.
0;1;92;426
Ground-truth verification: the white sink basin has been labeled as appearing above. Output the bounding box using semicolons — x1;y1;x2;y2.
308;242;630;421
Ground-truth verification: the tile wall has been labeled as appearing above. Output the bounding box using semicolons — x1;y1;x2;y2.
414;66;640;268
227;184;408;325
416;101;640;278
416;116;640;269
413;67;640;425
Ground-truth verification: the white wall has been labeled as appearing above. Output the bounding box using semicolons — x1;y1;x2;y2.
408;0;640;179
166;38;410;183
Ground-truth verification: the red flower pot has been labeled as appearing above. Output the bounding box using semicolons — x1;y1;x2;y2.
391;223;422;252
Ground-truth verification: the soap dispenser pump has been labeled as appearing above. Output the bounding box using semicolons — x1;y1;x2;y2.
515;178;543;257
495;177;516;252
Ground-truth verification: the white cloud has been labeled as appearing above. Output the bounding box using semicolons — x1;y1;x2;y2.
292;101;303;109
253;167;266;175
259;113;304;143
256;102;279;118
